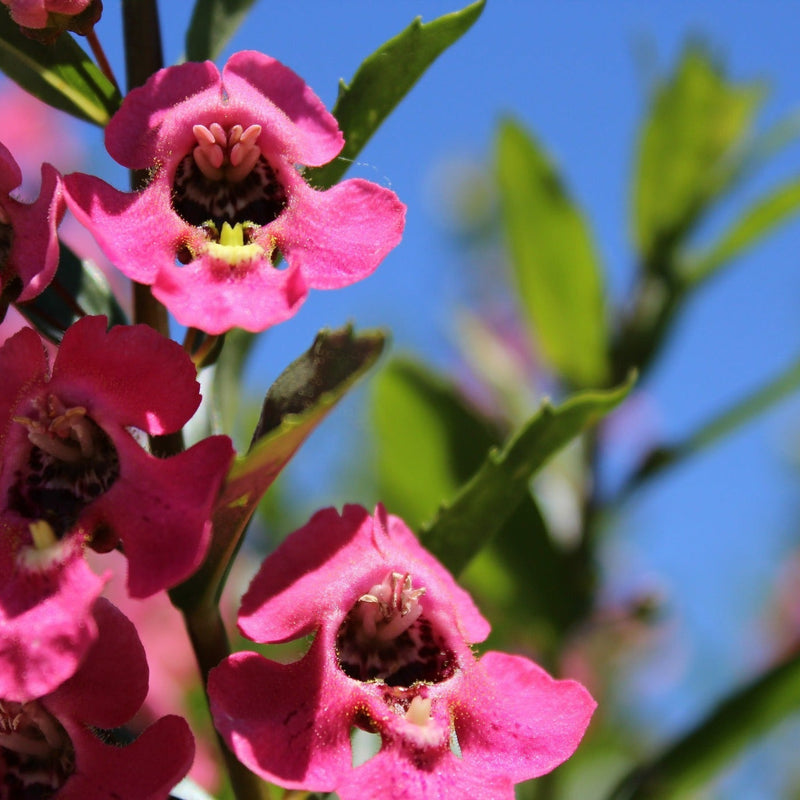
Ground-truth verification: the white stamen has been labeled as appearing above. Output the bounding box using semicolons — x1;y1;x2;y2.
405;696;432;727
191;122;263;183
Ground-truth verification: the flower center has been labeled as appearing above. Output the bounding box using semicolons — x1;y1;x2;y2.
0;699;75;798
336;572;457;687
0;214;13;271
172;122;288;236
7;394;120;540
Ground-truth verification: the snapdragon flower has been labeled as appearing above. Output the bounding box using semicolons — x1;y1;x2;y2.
0;599;194;798
0;141;64;315
0;315;233;699
209;505;595;799
65;51;406;334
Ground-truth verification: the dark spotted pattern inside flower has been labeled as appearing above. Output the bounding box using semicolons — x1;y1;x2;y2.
172;154;288;233
336;614;456;687
6;416;120;540
0;699;75;799
0;221;13;270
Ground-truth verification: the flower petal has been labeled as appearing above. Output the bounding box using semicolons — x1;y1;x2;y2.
46;598;147;727
50;315;201;435
0;538;106;702
455;652;597;782
275;178;406;290
209;641;354;791
88;434;233;598
338;748;513;800
104;60;221;169
57;715;195;800
64;172;191;286
223;50;343;166
150;250;308;335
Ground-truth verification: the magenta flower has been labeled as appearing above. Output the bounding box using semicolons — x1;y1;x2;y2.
0;598;194;798
0;316;233;699
0;0;102;39
0;140;64;313
65;51;406;334
209;505;596;799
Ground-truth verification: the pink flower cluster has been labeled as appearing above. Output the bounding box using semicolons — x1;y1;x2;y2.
0;36;594;800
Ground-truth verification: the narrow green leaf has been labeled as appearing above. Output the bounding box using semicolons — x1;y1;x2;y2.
717;108;800;193
171;326;385;612
496;117;609;388
185;0;256;63
633;44;765;263
210;327;258;439
371;358;499;531
307;1;485;190
463;495;592;658
423;376;634;575
629;350;800;490
681;178;800;286
0;14;120;125
606;651;800;799
15;242;128;340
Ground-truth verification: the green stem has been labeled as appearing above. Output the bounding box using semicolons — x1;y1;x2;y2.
180;603;268;800
86;28;119;92
122;0;163;92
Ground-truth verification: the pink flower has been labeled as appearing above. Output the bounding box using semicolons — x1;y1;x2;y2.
0;0;102;39
0;316;233;699
65;51;406;334
0;598;194;798
0;140;64;313
209;505;595;799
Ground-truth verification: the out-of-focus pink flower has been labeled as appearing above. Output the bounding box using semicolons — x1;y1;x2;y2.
0;0;102;39
0;140;64;311
0;316;233;699
0;598;194;798
0;81;84;191
93;549;221;793
209;505;595;799
65;51;406;334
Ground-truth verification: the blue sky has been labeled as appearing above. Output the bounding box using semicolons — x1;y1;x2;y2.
59;2;800;793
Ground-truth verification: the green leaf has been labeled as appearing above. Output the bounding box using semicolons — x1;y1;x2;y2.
496;117;609;388
606;650;800;799
185;0;257;63
371;358;499;531
171;326;385;612
15;242;128;340
210;327;258;441
307;1;485;190
0;14;120;125
633;44;765;264
463;494;592;659
681;177;800;286
422;375;634;575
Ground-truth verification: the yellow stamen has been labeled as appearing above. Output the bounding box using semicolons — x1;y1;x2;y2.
219;221;244;247
29;520;58;550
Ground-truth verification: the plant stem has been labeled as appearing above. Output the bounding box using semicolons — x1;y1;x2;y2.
85;28;119;92
181;602;269;800
122;0;163;92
